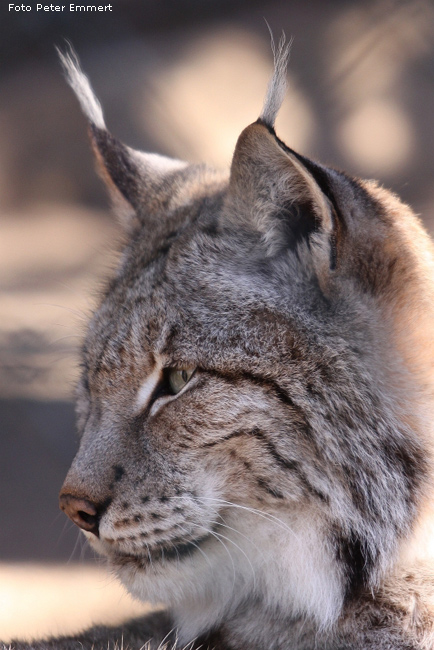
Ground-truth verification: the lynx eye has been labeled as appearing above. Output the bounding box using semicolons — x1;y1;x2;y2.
167;368;195;395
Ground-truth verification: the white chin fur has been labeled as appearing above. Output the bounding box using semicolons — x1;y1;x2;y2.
114;535;248;641
112;510;344;642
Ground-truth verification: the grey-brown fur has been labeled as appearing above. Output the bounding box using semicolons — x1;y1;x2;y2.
6;43;434;649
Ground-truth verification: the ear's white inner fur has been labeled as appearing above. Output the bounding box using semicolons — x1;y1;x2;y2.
136;151;188;175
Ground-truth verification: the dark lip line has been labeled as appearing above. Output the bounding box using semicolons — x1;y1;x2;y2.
113;531;212;567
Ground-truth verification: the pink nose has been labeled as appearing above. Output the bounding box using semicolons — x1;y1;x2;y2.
59;494;100;537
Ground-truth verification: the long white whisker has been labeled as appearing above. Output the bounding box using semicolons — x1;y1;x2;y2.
49;334;82;346
179;521;237;594
187;540;214;574
212;529;256;591
214;516;266;564
67;527;85;563
168;539;182;565
204;497;300;541
172;524;215;575
171;495;299;542
204;528;237;593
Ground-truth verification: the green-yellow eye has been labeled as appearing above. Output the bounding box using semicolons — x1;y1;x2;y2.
167;368;195;395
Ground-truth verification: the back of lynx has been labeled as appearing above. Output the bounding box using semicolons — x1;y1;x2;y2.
6;41;434;650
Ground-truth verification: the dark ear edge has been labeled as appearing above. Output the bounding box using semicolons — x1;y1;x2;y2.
89;124;141;212
227;119;344;276
257;119;347;271
59;46;193;228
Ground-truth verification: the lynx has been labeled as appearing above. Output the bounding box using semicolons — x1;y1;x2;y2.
7;41;434;649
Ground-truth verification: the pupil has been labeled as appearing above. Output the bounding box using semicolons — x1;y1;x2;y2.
181;370;188;382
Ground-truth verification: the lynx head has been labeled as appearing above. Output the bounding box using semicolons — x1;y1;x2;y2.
58;44;433;643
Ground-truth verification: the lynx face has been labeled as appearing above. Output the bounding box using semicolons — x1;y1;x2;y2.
59;47;432;644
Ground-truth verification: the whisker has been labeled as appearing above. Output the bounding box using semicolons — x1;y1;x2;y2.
52;280;93;303
79;532;90;563
33;302;89;321
174;520;237;593
49;334;82;346
54;513;75;549
170;495;299;542
67;527;86;564
202;496;300;541
212;529;256;591
169;527;215;575
204;528;237;593
214;516;265;561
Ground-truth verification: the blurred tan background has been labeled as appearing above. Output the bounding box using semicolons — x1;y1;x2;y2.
1;0;434;642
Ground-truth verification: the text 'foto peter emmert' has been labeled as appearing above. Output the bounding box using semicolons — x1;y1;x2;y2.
8;3;113;12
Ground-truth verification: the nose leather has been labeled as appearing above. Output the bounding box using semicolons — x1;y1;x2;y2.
59;493;100;537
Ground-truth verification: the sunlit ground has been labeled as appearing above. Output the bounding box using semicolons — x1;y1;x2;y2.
0;563;151;642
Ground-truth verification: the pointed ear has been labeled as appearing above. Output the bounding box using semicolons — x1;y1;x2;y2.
88;126;187;228
226;121;336;269
58;48;187;230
